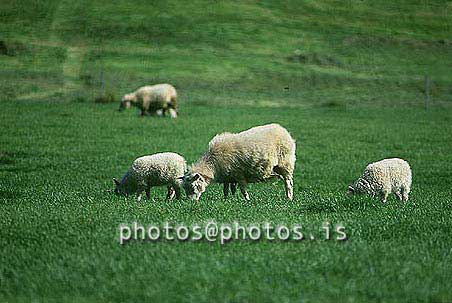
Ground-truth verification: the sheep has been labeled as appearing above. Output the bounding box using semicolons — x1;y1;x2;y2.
182;123;296;201
113;152;186;201
119;84;178;118
348;158;412;203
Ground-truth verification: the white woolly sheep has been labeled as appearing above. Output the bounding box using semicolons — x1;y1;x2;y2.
113;152;187;201
348;158;412;203
119;83;178;118
182;123;296;201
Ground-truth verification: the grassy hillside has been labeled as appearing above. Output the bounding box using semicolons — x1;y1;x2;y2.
1;0;451;105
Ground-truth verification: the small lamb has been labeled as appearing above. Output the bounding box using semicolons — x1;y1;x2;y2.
113;152;186;201
182;123;296;201
348;158;412;203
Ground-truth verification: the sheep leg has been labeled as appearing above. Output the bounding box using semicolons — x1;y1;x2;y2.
168;98;178;118
284;176;294;201
395;190;403;201
166;186;176;200
380;190;389;203
239;182;250;201
230;183;237;195
403;192;409;202
174;186;182;200
141;109;152;117
272;165;288;178
169;108;177;118
223;183;229;199
402;187;410;202
145;184;151;199
273;166;293;200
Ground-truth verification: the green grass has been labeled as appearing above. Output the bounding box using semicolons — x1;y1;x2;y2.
1;0;451;104
1;0;452;302
1;101;452;302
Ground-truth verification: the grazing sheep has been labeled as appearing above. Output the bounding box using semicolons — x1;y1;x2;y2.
119;84;178;118
182;123;296;201
113;152;186;201
348;158;412;203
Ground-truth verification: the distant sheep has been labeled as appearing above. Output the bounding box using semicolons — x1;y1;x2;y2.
348;158;412;203
113;152;186;201
182;123;296;201
119;84;178;118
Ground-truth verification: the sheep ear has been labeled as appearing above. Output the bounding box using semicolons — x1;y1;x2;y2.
348;185;354;193
113;178;120;186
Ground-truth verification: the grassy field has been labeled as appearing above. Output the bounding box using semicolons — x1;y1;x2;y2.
1;101;452;302
1;0;452;302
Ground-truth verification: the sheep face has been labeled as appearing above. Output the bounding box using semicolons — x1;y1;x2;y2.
347;178;371;196
113;178;133;196
113;178;125;196
182;173;207;201
119;99;131;111
119;94;134;111
347;185;356;195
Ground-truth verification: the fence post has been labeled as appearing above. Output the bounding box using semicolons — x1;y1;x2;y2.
425;75;430;109
101;67;106;96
